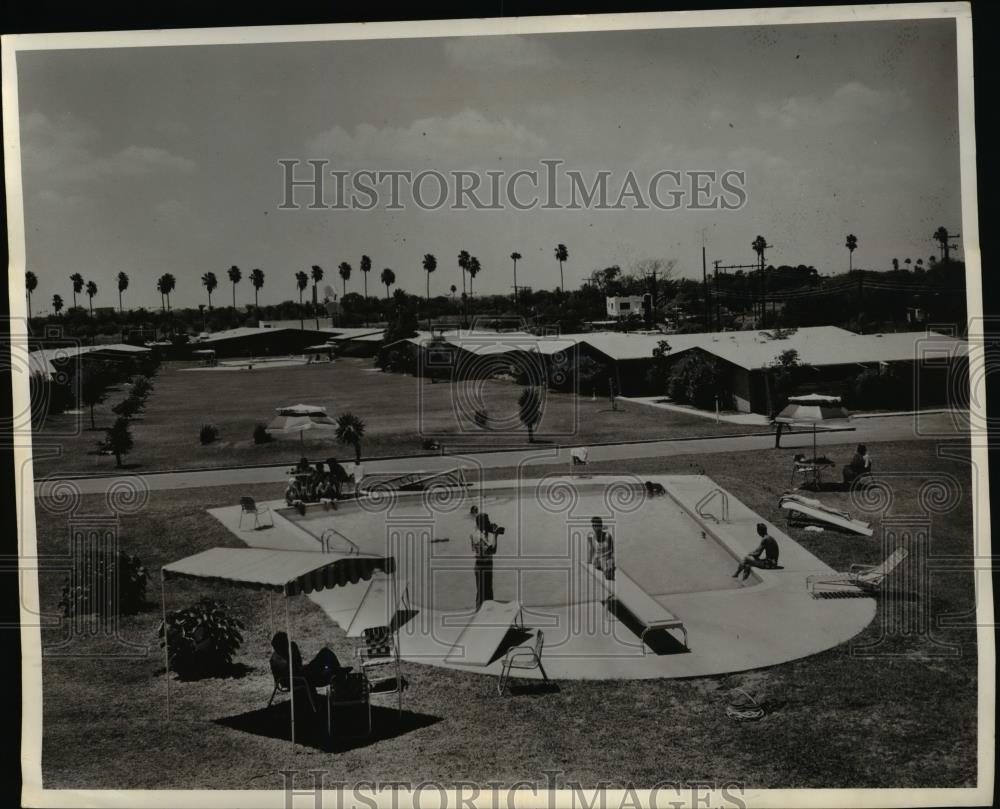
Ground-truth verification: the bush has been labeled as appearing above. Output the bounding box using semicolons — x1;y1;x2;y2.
59;549;148;620
158;599;245;679
112;393;143;419
252;422;271;444
200;423;220;445
666;352;732;410
852;366;909;410
130;374;154;400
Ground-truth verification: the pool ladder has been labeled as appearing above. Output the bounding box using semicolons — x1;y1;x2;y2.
320;527;360;555
695;489;730;523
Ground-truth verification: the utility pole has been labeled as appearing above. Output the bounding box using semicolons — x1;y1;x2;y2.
702;243;710;332
713;260;722;330
935;227;961;263
714;262;759;327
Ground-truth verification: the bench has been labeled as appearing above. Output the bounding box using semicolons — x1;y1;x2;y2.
582;563;689;650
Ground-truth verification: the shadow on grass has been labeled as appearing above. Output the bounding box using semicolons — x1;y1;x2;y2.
215;699;441;752
505;680;561;697
163;662;257;682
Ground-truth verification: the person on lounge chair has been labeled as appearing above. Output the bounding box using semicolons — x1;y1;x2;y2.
587;516;616;581
270;631;349;690
842;444;872;485
733;523;779;580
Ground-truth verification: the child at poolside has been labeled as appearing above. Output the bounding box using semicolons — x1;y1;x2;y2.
733;523;779;580
470;512;499;609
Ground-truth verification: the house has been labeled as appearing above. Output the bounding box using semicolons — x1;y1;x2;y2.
193;326;328;358
606;295;650;319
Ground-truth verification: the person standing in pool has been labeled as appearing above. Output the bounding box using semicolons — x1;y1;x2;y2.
470;512;499;610
733;523;779;580
587;516;616;581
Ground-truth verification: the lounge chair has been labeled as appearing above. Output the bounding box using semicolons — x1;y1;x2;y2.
497;630;549;695
267;653;317;713
806;547;909;595
238;496;273;530
356;626;403;719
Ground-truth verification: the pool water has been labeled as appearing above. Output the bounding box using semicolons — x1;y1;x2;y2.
289;482;743;613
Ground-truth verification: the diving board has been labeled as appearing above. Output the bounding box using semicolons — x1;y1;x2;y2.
582;562;689;650
344;573;411;637
444;600;524;666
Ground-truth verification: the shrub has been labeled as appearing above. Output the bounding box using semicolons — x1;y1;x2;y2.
200;423;220;445
158;599;245;679
130;374;154;400
252;422;271;444
59;549;148;620
852;366;908;410
112;393;143;419
100;416;134;467
666;352;732;411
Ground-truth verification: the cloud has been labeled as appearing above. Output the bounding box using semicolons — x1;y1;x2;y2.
19;110;196;186
443;35;559;71
307;108;549;166
758;81;911;129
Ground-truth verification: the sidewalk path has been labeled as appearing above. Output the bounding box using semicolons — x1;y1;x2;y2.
33;412;966;496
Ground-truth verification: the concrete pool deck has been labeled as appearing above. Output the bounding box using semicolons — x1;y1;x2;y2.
208;475;875;680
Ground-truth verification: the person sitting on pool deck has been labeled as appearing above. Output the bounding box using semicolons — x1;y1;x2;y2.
842;444;873;485
733;523;779;580
587;516;616;581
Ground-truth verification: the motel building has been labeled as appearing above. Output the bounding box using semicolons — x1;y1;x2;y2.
606;294;651;320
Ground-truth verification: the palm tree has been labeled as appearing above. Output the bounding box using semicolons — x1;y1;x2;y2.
457;249;470;297
201;271;218;310
933;226;952;261
510;251;522;302
422;253;437;300
892;257;899;271
360;255;372;299
845;234;858;271
227;265;242;308
335;412;366;463
25;271;38;317
85;280;98;315
117;271;129;313
70;272;84;309
156;276;166;312
310;265;324;329
380;268;396;299
518;386;542;443
467;256;481;298
554;244;568;291
450;284;457;300
338;262;351;297
161;273;176;311
295;270;309;329
249;268;265;310
52;294;64;316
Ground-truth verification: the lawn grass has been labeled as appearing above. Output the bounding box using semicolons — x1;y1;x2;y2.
31;358;769;477
33;439;978;789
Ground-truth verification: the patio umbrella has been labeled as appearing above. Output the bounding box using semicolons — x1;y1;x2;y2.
775;394;851;475
275;403;328;416
266;412;337;446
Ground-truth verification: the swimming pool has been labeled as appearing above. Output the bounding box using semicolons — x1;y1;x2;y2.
284;477;744;614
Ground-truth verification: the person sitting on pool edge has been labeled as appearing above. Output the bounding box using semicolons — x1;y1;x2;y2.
733;523;779;580
587;516;616;581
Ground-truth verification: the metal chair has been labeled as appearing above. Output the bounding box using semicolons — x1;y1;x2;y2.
497;630;549;695
267;654;316;713
357;625;403;719
239;496;273;530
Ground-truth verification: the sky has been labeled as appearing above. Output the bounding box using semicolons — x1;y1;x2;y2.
15;18;963;312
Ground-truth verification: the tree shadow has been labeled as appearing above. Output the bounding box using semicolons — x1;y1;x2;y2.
504;680;561;697
162;662;257;682
215;699;441;752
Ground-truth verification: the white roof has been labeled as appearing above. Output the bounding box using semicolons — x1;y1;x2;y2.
29;343;151;363
576;327;967;370
199;326;324;343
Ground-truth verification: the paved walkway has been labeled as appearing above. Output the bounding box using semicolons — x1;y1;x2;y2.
35;411;965;497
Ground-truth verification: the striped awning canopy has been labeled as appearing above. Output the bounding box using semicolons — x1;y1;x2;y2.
162;547;394;597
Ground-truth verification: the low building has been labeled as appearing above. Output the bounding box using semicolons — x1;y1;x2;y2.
606;295;650;319
193;326;328;358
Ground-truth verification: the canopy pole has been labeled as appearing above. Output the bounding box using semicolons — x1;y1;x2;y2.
285;596;295;747
161;575;170;722
268;592;274;639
